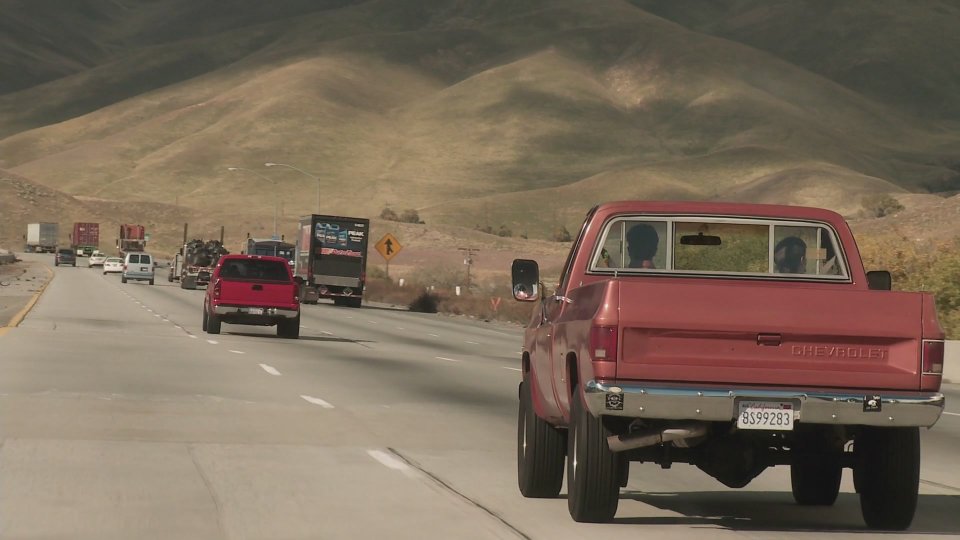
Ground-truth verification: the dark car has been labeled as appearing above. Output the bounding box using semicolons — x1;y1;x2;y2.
55;248;76;267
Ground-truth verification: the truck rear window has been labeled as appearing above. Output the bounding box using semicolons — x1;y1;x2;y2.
592;217;848;280
220;259;290;282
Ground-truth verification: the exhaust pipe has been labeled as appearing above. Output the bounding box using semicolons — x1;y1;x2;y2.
607;423;708;453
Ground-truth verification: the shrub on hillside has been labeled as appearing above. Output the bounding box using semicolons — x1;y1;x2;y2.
862;194;904;218
409;291;440;313
399;209;423;224
553;225;572;242
380;207;399;221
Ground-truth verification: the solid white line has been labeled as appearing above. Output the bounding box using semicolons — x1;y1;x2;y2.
300;395;335;408
229;350;245;355
367;449;415;477
188;335;198;339
435;356;461;363
206;340;218;345
503;367;522;372
259;363;281;376
944;412;960;417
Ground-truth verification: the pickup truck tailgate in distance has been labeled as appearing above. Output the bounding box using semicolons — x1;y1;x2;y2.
217;259;294;307
617;280;924;391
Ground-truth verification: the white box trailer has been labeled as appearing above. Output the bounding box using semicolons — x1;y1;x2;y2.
26;222;58;253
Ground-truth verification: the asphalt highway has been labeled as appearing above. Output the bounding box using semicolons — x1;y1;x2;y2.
1;254;958;539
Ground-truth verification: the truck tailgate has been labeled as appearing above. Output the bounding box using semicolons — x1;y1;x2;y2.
219;280;295;307
616;280;924;391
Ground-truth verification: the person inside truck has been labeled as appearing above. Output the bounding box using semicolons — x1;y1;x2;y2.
626;223;659;269
774;236;807;273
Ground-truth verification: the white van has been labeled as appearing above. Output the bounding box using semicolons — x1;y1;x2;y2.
122;252;155;285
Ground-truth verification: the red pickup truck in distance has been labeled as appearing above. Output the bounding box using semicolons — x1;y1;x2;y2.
203;254;300;339
511;201;945;531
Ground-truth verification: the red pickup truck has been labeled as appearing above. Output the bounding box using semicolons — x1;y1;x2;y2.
203;254;300;338
512;201;945;531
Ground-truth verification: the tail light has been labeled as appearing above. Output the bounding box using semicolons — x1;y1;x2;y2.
590;326;618;362
922;340;944;375
212;279;222;300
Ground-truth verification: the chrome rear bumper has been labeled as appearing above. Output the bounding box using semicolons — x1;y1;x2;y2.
213;305;298;318
584;380;945;428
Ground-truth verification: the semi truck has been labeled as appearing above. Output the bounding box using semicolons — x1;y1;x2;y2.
244;236;295;266
117;224;146;256
70;222;99;256
170;239;229;289
25;223;58;253
294;214;369;307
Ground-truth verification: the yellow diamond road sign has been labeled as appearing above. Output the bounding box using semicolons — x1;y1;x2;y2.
375;233;402;261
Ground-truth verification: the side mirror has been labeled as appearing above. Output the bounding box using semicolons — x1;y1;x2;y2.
866;270;891;291
511;259;540;302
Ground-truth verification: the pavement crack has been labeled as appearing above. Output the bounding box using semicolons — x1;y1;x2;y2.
386;447;530;540
187;444;230;540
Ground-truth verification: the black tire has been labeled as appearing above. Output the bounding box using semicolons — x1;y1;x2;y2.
121;276;127;283
206;310;221;335
277;313;300;339
333;297;345;307
202;307;209;332
791;453;842;506
348;297;362;308
517;380;566;498
567;384;622;523
857;427;920;530
149;279;154;285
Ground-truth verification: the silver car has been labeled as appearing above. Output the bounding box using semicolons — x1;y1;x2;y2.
122;252;155;285
88;251;107;267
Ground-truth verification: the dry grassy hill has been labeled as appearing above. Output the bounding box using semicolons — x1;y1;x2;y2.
1;0;958;241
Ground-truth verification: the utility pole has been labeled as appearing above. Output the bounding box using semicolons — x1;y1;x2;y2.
458;247;480;290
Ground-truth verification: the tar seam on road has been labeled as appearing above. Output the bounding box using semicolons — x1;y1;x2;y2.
386;448;530;540
187;445;229;540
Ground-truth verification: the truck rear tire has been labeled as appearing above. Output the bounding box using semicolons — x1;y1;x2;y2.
149;279;154;285
518;379;566;498
791;453;842;505
121;276;127;283
277;314;300;339
206;309;221;335
857;427;920;530
348;297;362;308
202;308;208;332
567;384;622;523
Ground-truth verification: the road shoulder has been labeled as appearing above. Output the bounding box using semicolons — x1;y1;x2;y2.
0;255;54;332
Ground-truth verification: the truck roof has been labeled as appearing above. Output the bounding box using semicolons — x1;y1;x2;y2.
594;201;846;223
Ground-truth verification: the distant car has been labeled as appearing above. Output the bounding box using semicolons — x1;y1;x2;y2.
55;248;76;267
88;252;107;267
103;257;123;274
122;252;155;285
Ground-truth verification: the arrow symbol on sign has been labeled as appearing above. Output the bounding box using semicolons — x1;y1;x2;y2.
385;239;394;255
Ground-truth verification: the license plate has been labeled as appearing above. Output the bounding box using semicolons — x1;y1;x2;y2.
247;308;264;315
141;267;149;272
737;400;795;431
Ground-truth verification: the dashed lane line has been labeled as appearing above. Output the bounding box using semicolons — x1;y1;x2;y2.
229;350;245;355
428;333;439;338
503;367;522;372
259;363;281;376
207;340;218;345
300;395;335;408
435;356;461;363
367;449;416;478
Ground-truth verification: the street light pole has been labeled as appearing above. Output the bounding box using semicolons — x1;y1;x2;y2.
227;167;278;237
265;162;321;215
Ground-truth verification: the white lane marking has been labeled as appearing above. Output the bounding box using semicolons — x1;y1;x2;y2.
367;320;378;324
320;331;333;336
300;395;335;408
367;449;415;477
207;340;218;345
229;350;245;355
428;333;439;338
259;363;281;376
396;327;405;330
503;367;522;372
300;325;308;329
346;316;354;319
465;341;479;345
435;356;461;363
944;412;960;417
188;335;198;339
